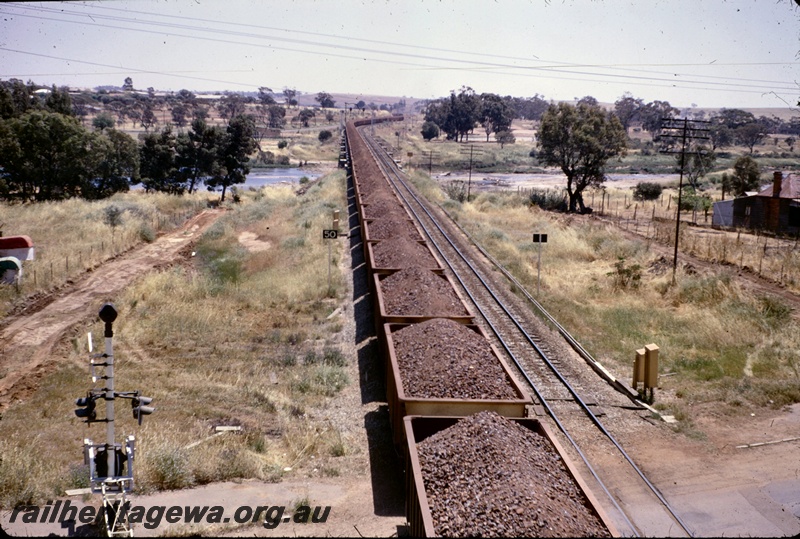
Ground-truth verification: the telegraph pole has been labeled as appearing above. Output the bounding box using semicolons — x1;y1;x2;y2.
659;118;710;283
459;145;482;202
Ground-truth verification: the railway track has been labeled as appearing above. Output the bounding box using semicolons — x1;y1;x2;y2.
356;126;694;538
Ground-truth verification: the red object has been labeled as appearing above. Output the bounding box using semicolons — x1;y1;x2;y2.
0;235;33;249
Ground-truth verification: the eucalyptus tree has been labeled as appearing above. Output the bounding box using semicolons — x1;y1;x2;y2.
537;102;627;213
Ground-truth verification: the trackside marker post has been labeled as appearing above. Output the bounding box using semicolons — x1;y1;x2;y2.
323;210;340;296
532;233;548;295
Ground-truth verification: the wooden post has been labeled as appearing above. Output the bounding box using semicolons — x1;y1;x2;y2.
633;348;646;390
644;343;659;390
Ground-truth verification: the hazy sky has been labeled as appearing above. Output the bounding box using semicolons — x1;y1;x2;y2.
1;0;798;109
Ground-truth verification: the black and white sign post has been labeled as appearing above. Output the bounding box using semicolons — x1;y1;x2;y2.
532;233;548;296
323;210;340;296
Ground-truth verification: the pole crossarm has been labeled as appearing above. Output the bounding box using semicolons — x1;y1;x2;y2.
657;117;713;283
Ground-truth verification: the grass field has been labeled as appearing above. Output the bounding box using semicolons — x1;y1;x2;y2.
401;168;800;421
0;173;353;508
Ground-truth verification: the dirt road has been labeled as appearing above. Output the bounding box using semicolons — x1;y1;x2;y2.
0;209;223;411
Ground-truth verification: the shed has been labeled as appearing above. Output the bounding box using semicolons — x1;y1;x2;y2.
711;199;734;228
732;171;800;234
0;235;35;261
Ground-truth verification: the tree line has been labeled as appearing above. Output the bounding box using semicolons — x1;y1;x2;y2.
0;79;257;202
421;88;797;214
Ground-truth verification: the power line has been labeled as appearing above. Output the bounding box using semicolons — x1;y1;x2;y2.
1;4;796;97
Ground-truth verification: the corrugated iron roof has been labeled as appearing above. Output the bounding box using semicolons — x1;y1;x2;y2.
757;173;800;199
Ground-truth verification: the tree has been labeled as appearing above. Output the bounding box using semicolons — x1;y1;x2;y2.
0;110;91;201
217;92;248;124
451;87;480;142
282;87;298;107
730;156;761;196
716;108;755;130
315;91;335;109
613;92;644;132
297;109;315;128
140;103;158;132
420;121;440;141
480;93;514;142
92;112;116;131
206;114;257;202
267;105;286;129
103;205;124;242
708;124;733;150
682;145;716;190
495;130;515;148
139;127;181;193
85;129;139;199
170;104;189;129
786;137;795;152
633;182;663;201
175;118;223;194
537;102;627;213
736;122;767;154
257;87;276;106
510;94;549;121
638;100;679;139
123;77;134;91
44;85;73;116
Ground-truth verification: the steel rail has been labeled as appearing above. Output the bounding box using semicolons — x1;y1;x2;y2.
354;126;694;538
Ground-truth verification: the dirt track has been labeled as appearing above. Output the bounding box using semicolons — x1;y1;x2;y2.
0;209;224;411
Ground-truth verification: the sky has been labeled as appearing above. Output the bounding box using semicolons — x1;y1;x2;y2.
1;0;798;110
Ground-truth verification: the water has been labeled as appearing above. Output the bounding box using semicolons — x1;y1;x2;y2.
242;168;322;189
132;168;322;191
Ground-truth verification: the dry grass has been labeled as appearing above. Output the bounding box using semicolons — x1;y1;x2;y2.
0;192;209;316
0;171;354;507
405;170;800;423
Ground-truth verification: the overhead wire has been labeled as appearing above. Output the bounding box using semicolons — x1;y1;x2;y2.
0;2;796;99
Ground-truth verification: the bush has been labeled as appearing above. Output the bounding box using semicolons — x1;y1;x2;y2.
633;182;663;201
607;257;642;290
318;130;333;143
259;150;275;165
277;140;289;149
420;121;440;141
443;180;468;203
528;188;567;211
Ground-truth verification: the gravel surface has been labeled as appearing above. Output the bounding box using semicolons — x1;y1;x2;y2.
392;318;519;399
371;237;438;270
379;266;470;317
363;218;421;241
362;198;407;219
417;411;611;538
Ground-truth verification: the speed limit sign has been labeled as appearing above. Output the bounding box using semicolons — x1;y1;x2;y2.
322;229;338;239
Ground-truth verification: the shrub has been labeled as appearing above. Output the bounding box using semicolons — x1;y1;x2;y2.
633;182;663;201
443;180;468;203
318;130;333;143
420;121;440;141
277;140;289;149
139;223;156;243
528;188;567;211
607;257;642;290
